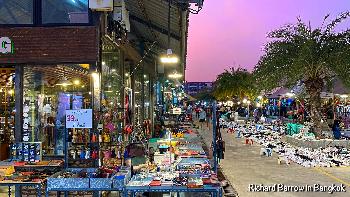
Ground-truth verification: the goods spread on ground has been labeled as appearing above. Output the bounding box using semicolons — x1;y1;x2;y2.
220;118;350;167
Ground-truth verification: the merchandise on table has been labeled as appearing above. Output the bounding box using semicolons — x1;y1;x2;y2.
0;162;60;184
220;119;350;167
127;124;220;192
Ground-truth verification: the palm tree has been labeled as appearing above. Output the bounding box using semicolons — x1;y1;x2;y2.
254;12;350;136
213;67;257;101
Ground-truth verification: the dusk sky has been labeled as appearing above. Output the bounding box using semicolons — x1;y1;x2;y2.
186;0;350;82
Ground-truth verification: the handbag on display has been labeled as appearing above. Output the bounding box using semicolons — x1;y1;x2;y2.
91;150;98;159
124;125;132;134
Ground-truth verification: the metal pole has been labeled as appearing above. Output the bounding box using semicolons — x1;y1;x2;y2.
212;101;217;173
131;64;136;126
14;66;23;142
141;65;145;124
150;77;155;136
168;0;171;49
248;104;250;119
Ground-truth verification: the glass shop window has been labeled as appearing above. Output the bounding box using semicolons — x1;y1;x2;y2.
42;0;89;24
0;67;15;161
0;0;33;24
99;51;125;167
23;64;91;156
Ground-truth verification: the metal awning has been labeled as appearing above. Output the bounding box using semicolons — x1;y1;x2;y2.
125;0;189;76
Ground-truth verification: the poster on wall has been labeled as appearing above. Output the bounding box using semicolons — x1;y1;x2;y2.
66;109;93;128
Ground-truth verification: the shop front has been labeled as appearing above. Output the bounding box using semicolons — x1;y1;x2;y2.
0;26;99;163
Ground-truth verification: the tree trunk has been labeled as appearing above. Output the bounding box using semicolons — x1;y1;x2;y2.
305;78;323;137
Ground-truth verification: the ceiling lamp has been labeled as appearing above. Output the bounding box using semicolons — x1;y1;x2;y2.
73;79;80;85
168;72;183;79
160;49;179;64
56;76;72;86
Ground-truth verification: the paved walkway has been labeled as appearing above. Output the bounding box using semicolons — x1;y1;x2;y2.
196;123;350;197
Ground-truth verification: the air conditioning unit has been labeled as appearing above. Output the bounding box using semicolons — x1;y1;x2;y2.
182;0;204;8
113;0;130;32
89;0;113;11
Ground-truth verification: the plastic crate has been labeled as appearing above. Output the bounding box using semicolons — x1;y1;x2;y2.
90;178;112;189
112;175;126;188
47;178;89;189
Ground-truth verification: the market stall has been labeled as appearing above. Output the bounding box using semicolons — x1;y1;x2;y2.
125;124;222;197
220;118;350;168
0;159;63;197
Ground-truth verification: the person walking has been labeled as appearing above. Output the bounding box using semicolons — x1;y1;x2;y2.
206;107;212;128
199;108;206;129
195;107;200;119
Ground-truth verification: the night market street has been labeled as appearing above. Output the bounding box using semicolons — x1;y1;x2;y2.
3;1;350;197
197;121;350;197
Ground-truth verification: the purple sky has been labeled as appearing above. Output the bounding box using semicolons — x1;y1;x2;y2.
186;0;350;82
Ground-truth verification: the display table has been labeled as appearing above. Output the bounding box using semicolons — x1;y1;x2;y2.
126;125;222;197
124;185;222;197
0;160;63;197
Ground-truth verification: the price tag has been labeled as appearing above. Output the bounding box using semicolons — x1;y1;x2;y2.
172;108;182;115
66;109;93;128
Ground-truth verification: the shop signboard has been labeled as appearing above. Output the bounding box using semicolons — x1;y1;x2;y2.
66;109;93;128
172;108;182;115
0;37;14;54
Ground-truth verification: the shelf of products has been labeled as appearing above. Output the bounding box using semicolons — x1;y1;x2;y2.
10;142;42;162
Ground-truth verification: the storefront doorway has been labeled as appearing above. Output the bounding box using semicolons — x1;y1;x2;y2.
22;64;92;157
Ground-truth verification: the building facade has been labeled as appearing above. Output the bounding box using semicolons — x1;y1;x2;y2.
0;0;191;167
184;82;213;95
